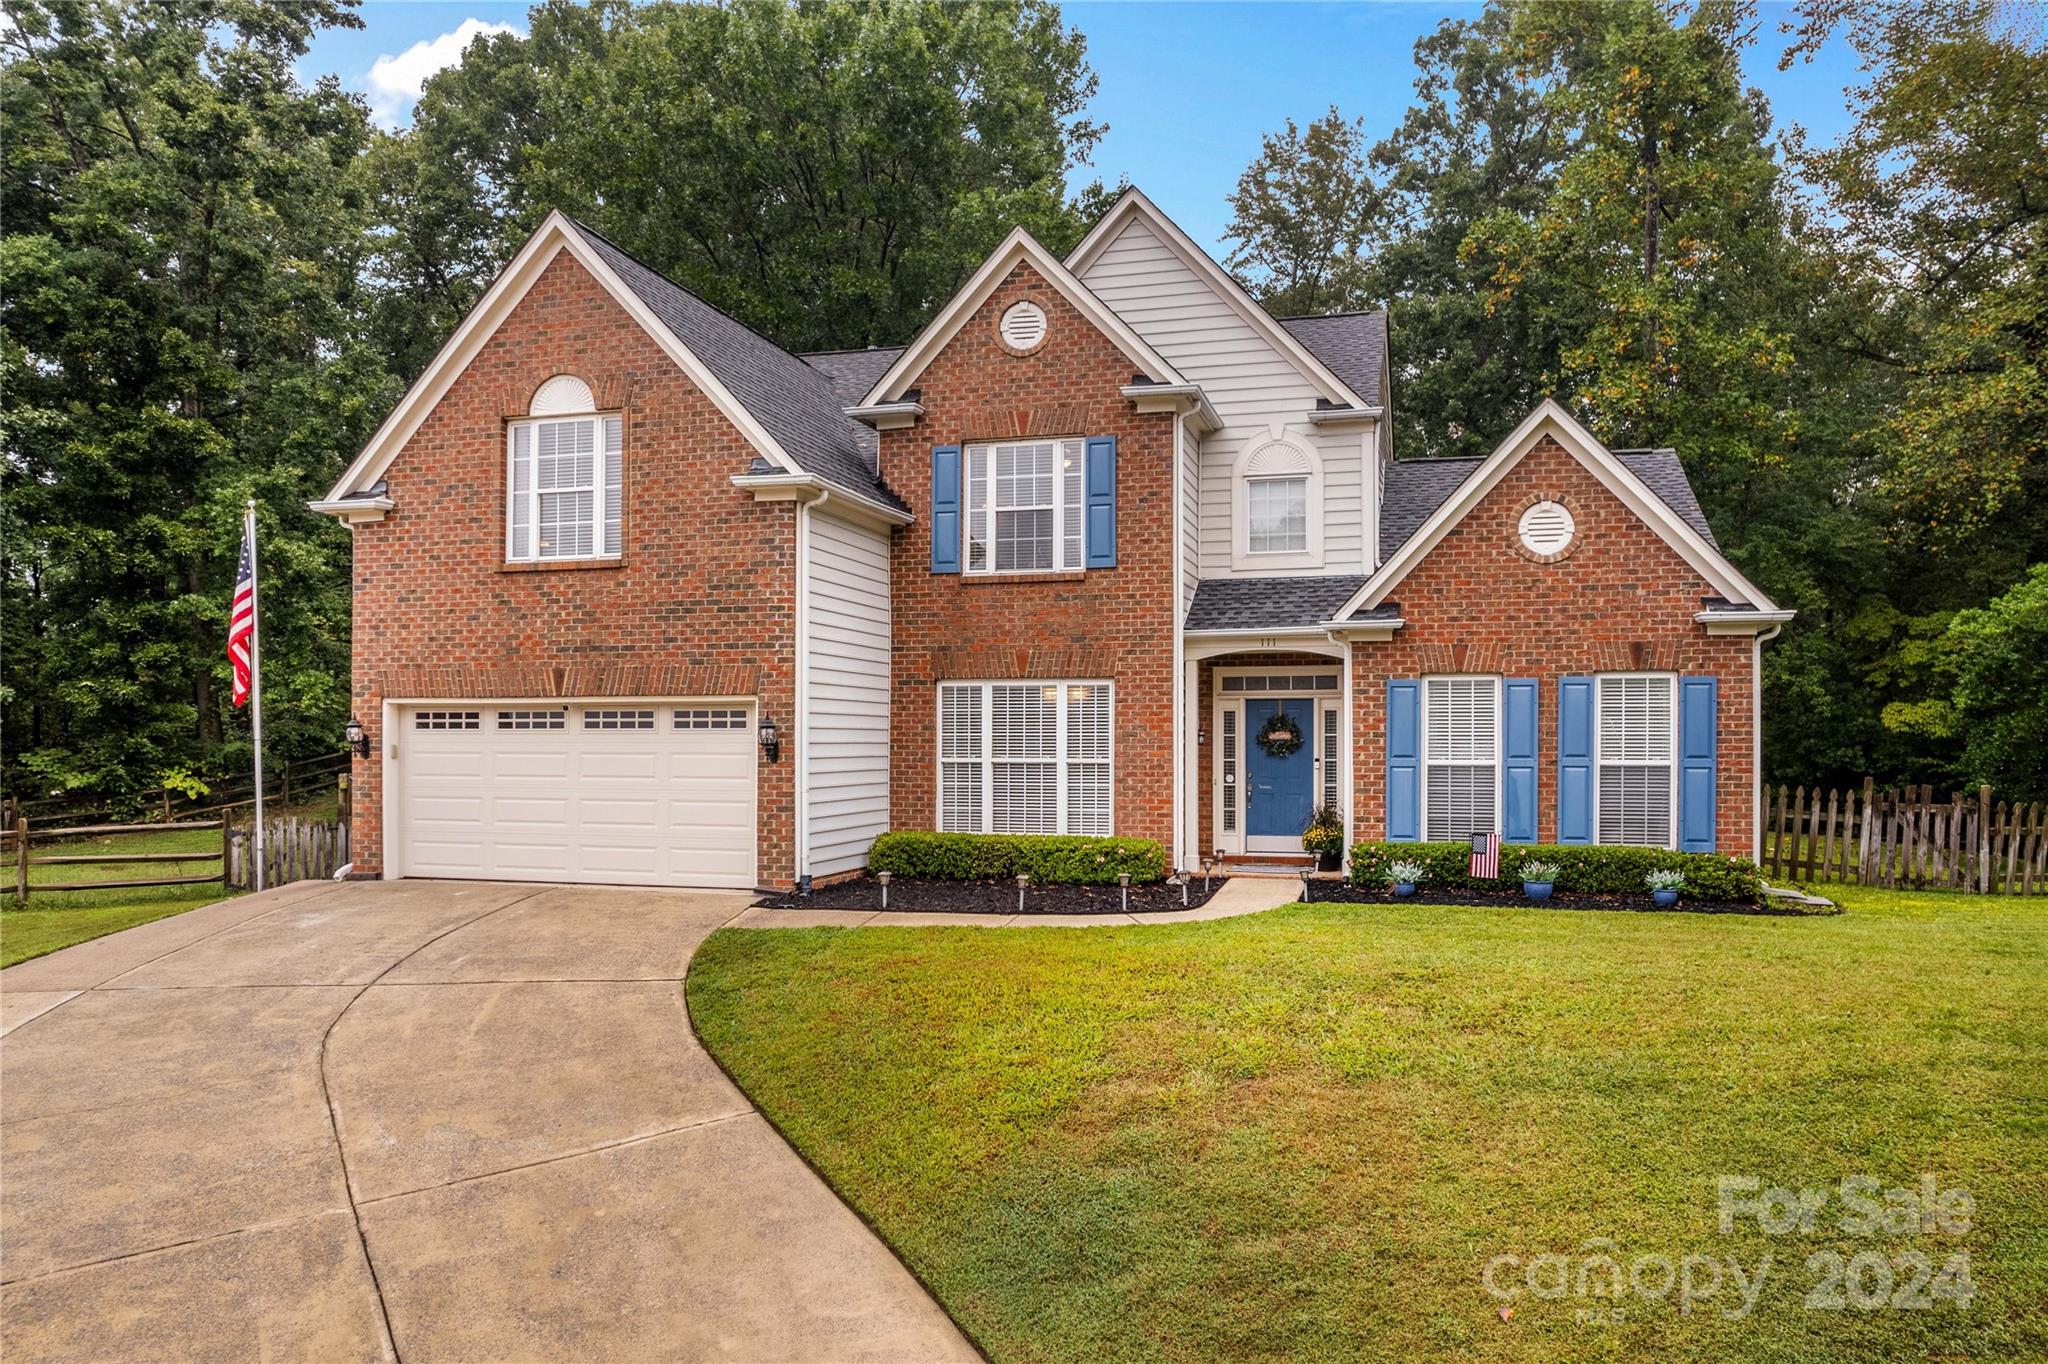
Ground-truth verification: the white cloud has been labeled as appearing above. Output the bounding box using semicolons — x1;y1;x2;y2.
365;18;520;129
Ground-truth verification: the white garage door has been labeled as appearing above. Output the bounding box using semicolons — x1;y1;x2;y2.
395;702;757;888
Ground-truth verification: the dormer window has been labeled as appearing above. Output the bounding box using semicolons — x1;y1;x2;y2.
1233;436;1323;569
508;376;621;562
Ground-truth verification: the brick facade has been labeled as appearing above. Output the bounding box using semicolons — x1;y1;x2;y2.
347;250;800;884
1348;437;1757;854
876;262;1178;848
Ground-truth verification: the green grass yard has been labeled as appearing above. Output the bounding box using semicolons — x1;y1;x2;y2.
687;888;2048;1363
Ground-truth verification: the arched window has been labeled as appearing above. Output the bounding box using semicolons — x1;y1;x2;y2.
1233;436;1323;568
507;375;621;561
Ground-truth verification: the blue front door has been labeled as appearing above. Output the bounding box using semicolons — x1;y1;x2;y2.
1245;697;1315;839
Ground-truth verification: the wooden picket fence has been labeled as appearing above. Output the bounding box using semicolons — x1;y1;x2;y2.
227;816;351;891
1764;780;2048;894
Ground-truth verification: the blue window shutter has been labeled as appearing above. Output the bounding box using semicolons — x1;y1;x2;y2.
1557;676;1594;845
1678;675;1719;852
1386;679;1420;842
930;444;961;573
1084;435;1117;568
1502;678;1538;843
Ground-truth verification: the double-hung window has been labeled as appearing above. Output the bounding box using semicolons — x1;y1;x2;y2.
938;681;1111;835
1247;477;1309;553
508;413;622;561
1423;676;1499;840
1596;675;1676;847
965;438;1084;574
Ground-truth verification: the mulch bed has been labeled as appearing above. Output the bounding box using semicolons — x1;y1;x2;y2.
755;874;1226;916
1299;881;1828;916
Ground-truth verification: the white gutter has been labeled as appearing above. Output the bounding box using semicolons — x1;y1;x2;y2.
729;471;915;526
307;495;395;524
843;401;924;430
1304;405;1385;426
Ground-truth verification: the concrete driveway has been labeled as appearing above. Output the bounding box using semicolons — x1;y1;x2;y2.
0;880;978;1363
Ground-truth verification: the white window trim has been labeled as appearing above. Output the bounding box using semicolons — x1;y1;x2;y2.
934;680;1115;834
506;411;622;563
1592;671;1681;850
1208;666;1344;857
1419;674;1503;842
963;437;1085;576
1231;435;1324;570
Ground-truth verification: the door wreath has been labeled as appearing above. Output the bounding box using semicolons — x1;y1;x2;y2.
1255;711;1304;758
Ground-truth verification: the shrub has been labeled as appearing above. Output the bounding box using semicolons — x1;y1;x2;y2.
869;831;1168;885
1346;841;1763;902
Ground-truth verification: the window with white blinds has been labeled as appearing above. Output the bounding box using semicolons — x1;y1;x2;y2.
508;414;622;561
1596;675;1676;847
937;681;1111;834
1423;677;1499;839
964;439;1084;574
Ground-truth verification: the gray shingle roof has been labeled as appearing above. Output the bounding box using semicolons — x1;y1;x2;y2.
1613;448;1718;548
1377;448;1721;561
1277;312;1387;407
566;219;906;512
1185;575;1370;631
801;346;906;406
1380;457;1485;559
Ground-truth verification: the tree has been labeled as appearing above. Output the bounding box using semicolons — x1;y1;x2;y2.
1220;106;1378;318
1;0;389;802
1364;6;1572;458
376;0;1106;363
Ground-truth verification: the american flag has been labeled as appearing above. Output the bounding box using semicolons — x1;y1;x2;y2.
1469;832;1500;879
228;522;256;707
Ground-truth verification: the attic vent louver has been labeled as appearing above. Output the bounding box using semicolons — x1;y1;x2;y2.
999;300;1047;352
1518;500;1576;557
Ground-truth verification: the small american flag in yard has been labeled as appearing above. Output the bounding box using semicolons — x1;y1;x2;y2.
1469;832;1500;879
228;523;256;707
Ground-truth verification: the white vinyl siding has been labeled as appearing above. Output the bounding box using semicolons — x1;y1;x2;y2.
1423;677;1499;840
1073;217;1365;577
803;510;892;877
937;682;1112;835
965;438;1084;574
1596;675;1677;847
508;414;621;561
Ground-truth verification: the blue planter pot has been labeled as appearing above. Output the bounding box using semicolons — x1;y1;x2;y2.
1393;882;1416;899
1523;881;1554;903
1652;888;1680;908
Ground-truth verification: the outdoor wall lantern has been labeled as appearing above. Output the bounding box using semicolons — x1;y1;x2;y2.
344;717;370;759
758;714;781;763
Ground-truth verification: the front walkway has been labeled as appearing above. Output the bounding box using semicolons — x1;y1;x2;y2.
0;880;976;1363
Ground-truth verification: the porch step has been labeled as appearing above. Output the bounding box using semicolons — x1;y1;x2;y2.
1219;853;1315;869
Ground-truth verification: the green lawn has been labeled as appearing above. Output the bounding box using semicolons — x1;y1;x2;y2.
686;888;2047;1363
0;816;276;968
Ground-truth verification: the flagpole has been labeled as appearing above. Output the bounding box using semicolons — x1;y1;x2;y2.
247;498;265;893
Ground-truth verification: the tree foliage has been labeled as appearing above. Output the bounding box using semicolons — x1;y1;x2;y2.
1224;0;2047;798
1221;107;1378;318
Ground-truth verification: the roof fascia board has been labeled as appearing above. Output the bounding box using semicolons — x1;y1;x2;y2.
1334;399;1781;619
1066;188;1369;410
322;212;801;507
858;227;1186;406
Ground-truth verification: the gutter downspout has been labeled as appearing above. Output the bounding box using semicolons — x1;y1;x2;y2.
1753;620;1783;865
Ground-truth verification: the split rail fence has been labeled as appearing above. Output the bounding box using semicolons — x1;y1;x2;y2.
7;775;353;904
1764;780;2048;894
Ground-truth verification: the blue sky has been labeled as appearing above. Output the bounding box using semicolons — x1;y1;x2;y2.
304;1;1866;252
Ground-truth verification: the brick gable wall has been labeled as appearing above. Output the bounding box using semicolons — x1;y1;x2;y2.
347;249;799;883
1350;436;1756;854
876;262;1178;846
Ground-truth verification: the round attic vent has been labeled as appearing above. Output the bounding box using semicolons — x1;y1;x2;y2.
999;300;1048;352
1518;500;1576;557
